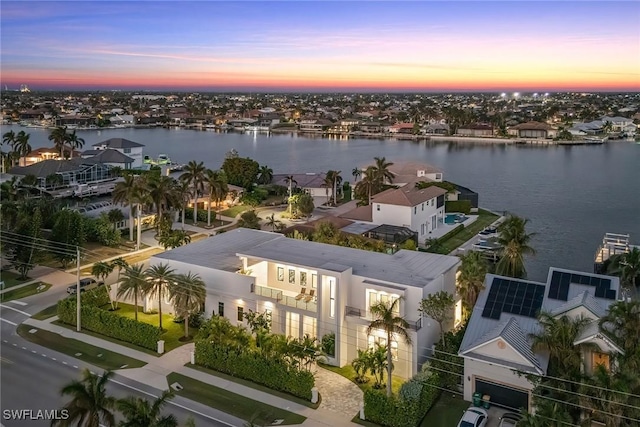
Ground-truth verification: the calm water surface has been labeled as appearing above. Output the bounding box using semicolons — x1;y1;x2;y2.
6;125;640;282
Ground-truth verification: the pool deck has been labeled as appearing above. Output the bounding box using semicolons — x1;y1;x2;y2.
427;214;478;239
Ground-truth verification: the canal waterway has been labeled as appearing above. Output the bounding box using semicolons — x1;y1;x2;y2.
5;125;640;282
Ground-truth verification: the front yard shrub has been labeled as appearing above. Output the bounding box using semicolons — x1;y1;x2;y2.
364;371;441;427
194;340;314;400
57;289;160;350
445;200;471;214
321;332;336;357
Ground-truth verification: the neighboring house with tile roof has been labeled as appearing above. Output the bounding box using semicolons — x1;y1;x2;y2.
459;267;622;413
92;137;145;168
150;228;462;379
508;121;557;139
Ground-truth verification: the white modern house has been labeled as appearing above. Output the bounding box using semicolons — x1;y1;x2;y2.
149;228;461;378
92;138;144;168
459;267;622;413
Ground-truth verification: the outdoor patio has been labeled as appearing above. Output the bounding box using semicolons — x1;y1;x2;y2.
427;214;478;239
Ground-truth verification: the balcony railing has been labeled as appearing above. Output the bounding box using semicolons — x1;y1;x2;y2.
252;285;316;313
346;305;422;331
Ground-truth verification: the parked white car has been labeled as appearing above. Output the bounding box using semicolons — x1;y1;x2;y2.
499;412;522;427
457;407;489;427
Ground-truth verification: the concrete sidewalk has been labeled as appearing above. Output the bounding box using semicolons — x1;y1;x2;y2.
21;317;362;426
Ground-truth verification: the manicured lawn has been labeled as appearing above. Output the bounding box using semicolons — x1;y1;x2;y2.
17;323;146;370
420;393;470;427
107;303;188;352
428;209;500;254
1;282;51;302
167;372;307;426
32;304;58;320
219;205;250;218
0;271;31;288
318;363;404;395
186;363;320;409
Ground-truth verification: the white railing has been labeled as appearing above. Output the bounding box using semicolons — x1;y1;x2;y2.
252;285;316;313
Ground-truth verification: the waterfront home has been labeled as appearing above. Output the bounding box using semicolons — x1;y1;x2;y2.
457;123;494;137
92;138;145;168
149;228;462;379
272;173;328;199
19;146;74;166
299;119;332;133
508;121;557;139
459;267;621;412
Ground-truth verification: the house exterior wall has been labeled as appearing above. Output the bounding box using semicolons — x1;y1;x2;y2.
473;339;537;368
463;357;534;403
372;203;411;228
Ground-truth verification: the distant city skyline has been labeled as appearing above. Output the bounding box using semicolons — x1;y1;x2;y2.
1;1;639;92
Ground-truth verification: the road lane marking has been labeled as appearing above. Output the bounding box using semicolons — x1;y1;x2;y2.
0;318;17;326
52;358;56;361
62;361;67;365
21;347;26;350
8;300;27;306
42;354;47;357
31;350;36;353
73;365;78;368
0;304;31;316
2;340;7;343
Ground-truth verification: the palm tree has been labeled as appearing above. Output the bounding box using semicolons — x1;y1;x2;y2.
116;264;146;321
457;251;488;313
145;263;177;331
117;390;177;427
264;213;281;231
113;175;141;242
1;130;16;173
608;248;640;293
67;130;85;159
169;272;206;339
599;300;640;357
352;167;362;183
14;131;31;167
48;126;69;158
110;257;129;310
257;165;273;185
285;175;297;213
354;166;377;205
175;179;192;229
145;174;179;232
496;215;536;279
204;169;228;227
91;261;115;309
369;343;390;390
321;175;332;205
54;369;116;427
366;297;411;397
371;156;394;186
158;229;191;250
180;161;206;225
326;170;342;205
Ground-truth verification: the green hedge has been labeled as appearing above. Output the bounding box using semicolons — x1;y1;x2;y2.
445;200;471;214
57;289;160;350
194;340;314;400
364;372;441;427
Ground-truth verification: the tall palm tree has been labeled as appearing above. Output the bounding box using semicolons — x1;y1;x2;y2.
457;251;488;313
145;263;177;331
112;175;141;242
366;297;411;397
1;130;16;173
257;165;273;185
169;272;206;339
175;179;192;229
321;175;332;205
599;300;640;357
608;248;640;293
14;131;31;167
326;170;342;205
371;156;394;186
352;167;362;183
496;215;536;279
48;126;69;158
354;166;377;205
180;160;206;225
116;264;146;321
285;175;297;213
91;261;115;309
117;390;177;427
110;257;128;310
145;174;179;232
67;129;85;159
54;369;116;427
158;229;191;250
265;213;281;231
204;169;228;227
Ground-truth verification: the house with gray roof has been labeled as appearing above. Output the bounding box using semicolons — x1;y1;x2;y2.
459;267;622;413
92;138;145;168
150;228;461;379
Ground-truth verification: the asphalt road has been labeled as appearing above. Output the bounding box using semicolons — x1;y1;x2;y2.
0;288;243;427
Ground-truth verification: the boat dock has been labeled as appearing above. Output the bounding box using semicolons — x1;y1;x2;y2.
593;232;637;274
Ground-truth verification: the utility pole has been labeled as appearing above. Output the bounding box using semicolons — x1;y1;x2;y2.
136;203;142;251
76;246;81;332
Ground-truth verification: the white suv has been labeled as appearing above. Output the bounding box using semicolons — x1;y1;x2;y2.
67;278;103;294
457;407;488;427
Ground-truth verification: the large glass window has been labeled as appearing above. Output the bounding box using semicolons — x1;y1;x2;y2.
311;274;317;289
329;278;336;318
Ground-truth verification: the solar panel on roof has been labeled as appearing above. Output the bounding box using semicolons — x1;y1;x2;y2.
482;277;545;320
548;270;616;301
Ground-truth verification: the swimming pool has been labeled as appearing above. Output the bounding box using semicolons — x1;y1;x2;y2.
445;213;467;225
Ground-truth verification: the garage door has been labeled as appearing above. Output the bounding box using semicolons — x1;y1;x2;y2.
475;379;529;411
